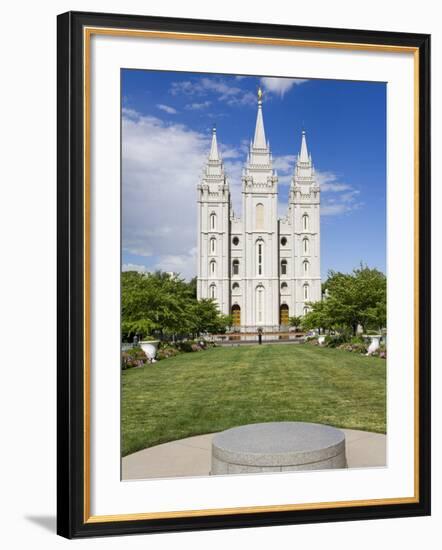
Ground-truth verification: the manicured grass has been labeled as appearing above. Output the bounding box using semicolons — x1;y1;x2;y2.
122;344;386;456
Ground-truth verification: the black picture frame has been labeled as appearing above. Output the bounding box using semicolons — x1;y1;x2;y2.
57;10;431;539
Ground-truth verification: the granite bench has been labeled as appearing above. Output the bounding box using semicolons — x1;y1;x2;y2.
211;422;347;475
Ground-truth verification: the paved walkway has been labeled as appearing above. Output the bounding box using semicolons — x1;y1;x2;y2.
122;428;386;480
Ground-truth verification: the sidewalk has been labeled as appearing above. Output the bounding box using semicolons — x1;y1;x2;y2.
122;428;386;480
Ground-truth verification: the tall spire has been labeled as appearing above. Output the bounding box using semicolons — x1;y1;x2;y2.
253;87;267;149
202;124;226;183
290;129;316;196
209;125;220;161
299;130;309;162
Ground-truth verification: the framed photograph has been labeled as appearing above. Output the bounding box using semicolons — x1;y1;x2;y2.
57;11;431;538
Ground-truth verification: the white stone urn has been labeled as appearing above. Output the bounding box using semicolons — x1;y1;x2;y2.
317;335;326;346
139;340;160;363
363;335;381;356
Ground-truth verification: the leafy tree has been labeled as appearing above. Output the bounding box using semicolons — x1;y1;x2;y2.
217;314;233;334
121;270;230;340
191;299;225;335
301;300;334;332
188;276;198;299
302;265;386;335
289;316;302;332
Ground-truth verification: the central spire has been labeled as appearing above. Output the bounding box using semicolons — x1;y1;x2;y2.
253;87;267;149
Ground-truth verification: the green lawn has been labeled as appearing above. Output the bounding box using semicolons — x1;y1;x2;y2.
122;344;386;457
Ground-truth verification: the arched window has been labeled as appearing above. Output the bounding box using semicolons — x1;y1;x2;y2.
280;237;287;246
303;260;309;274
232;236;239;246
256;203;264;230
256;239;264;276
302;213;309;231
281;259;287;276
210;284;216;299
210;260;216;275
232;259;239;276
232;282;240;291
281;282;288;290
210;212;216;230
303;238;309;255
303;306;309;316
256;285;265;324
303;283;309;301
210;237;216;254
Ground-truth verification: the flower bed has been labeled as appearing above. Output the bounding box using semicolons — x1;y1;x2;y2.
337;342;367;354
121;347;148;369
157;339;216;361
305;334;386;359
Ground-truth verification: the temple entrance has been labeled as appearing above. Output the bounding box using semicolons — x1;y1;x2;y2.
231;304;241;327
280;304;289;326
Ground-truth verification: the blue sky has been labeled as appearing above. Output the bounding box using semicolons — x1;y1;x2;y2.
122;70;386;280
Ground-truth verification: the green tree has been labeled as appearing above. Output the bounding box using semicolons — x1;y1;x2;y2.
121;270;231;340
289;316;302;332
302;265;386;335
187;276;198;299
121;271;195;340
301;300;334;332
191;299;225;335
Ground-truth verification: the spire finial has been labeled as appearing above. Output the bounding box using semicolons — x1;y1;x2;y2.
299;129;309;162
208;124;220;161
253;87;266;149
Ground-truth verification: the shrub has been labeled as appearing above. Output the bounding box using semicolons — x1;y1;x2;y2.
324;333;350;348
337;342;367;353
177;340;194;353
156;339;209;360
156;342;179;361
350;342;368;354
157;347;180;360
121;347;148;369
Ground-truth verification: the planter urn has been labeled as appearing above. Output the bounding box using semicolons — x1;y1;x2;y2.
139;340;160;363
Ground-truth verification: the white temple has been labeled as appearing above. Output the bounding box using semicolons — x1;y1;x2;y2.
197;88;321;331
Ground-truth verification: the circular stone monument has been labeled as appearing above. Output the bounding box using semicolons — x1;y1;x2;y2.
211;422;347;475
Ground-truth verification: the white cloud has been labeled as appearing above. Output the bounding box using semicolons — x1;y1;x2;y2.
169;80;195;95
272;154;296;176
171;78;255;106
316;170;363;216
271;154;296;189
260;77;308;97
156;104;178;114
122;107;140;119
122;263;150;273
150;248;198;274
185;101;211;110
275;165;362;217
122;110;211;279
316;170;350;192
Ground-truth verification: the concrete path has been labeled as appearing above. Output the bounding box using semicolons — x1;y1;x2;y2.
122;428;386;480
